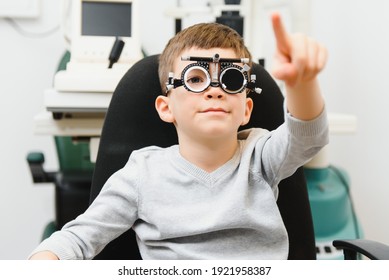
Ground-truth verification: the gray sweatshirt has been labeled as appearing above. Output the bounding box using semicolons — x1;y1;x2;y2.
30;108;328;260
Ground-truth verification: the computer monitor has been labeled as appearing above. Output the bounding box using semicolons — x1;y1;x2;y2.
70;0;141;65
81;1;132;37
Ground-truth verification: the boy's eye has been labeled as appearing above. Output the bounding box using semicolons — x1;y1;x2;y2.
182;65;210;92
186;76;203;84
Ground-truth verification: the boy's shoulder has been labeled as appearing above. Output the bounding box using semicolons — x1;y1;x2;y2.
238;127;270;141
130;145;177;161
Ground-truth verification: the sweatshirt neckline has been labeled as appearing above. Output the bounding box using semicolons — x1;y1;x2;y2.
169;143;241;185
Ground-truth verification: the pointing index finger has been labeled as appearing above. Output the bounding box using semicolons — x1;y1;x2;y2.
272;12;291;57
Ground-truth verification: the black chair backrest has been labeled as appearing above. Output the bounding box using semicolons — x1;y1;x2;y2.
90;54;316;260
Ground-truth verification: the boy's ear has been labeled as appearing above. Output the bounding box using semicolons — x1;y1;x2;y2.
241;97;254;126
155;95;175;123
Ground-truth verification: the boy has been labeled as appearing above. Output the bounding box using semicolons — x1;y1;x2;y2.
29;13;328;260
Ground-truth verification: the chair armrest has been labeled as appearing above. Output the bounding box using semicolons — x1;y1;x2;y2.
26;152;56;183
333;239;389;260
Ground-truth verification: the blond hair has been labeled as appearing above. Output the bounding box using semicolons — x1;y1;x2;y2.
158;22;252;94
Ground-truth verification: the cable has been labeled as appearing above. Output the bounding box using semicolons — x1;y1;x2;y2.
4;17;60;38
108;37;125;68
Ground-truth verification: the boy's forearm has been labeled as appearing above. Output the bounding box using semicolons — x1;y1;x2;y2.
285;78;324;121
29;250;59;260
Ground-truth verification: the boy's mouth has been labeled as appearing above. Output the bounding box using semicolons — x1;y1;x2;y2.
201;108;229;113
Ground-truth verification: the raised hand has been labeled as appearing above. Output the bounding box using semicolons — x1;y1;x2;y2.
271;12;327;88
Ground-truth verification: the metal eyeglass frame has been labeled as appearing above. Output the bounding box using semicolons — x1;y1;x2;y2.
165;53;262;95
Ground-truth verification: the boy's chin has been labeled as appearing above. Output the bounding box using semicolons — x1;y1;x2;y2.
197;126;239;139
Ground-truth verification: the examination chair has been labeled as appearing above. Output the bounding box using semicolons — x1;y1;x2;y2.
89;54;316;259
90;55;389;260
27;150;92;236
90;54;389;260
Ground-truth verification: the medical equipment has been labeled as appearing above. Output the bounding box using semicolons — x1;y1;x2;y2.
304;114;363;259
35;0;143;155
43;0;142;123
216;0;244;37
166;54;261;94
54;0;142;94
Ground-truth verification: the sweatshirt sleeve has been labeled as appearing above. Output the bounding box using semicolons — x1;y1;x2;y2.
259;104;329;187
28;156;140;260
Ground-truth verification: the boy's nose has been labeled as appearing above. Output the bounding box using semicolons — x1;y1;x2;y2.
205;86;225;99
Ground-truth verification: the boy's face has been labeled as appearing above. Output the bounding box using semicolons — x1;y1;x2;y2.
155;47;253;142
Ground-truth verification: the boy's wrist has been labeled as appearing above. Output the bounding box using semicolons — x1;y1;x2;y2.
285;78;325;121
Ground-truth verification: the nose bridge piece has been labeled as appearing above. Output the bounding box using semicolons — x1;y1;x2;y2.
209;62;220;86
210;81;220;88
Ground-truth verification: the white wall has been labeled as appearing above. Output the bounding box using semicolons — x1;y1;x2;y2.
1;0;389;259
